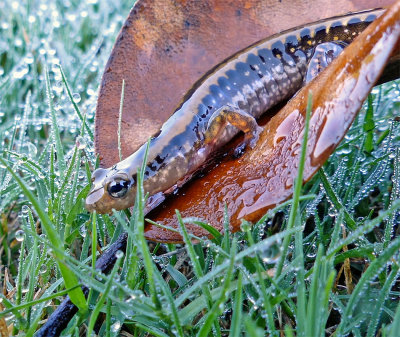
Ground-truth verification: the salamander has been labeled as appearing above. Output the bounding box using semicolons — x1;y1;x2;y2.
85;8;384;214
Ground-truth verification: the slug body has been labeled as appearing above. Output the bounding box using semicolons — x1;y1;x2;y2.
86;9;383;214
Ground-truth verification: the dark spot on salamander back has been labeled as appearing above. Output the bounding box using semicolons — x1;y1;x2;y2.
235;61;259;82
314;25;327;43
184;15;200;29
300;28;311;41
155;155;164;165
271;40;285;58
272;48;282;59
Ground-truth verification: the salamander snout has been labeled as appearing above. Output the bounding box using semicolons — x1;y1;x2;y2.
85;167;136;214
91;167;108;183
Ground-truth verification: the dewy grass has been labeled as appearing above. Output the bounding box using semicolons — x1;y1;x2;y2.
1;0;400;335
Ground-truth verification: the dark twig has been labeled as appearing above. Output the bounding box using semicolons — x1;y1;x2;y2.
35;232;128;337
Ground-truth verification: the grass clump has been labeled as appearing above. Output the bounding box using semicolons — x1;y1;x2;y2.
1;0;400;336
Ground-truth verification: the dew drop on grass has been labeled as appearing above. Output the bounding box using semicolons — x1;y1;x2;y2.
111;321;121;332
79;224;87;238
72;93;81;103
21;205;30;214
87;88;96;96
11;1;19;10
328;206;337;217
15;230;25;242
260;241;281;264
14;38;23;47
76;136;86;150
115;250;124;259
240;220;251;232
54;81;63;94
39;265;47;274
13;64;29;79
21;142;37;158
25;53;34;64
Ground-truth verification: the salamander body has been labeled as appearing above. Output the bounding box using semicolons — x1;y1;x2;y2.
86;9;383;213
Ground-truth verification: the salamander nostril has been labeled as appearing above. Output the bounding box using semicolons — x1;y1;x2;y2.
92;168;108;181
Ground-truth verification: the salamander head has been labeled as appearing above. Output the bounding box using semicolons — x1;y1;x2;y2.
85;166;137;214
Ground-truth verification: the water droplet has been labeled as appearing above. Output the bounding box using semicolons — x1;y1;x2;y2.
72;93;81;103
21;142;37;159
21;205;30;214
15;38;23;47
66;13;77;22
54;81;63;94
240;220;251;232
76;136;86;150
111;321;121;332
25;53;34;64
115;250;124;259
13;64;29;79
328;206;337;217
11;1;19;10
79;224;87;238
15;230;25;242
260;241;281;264
40;265;47;274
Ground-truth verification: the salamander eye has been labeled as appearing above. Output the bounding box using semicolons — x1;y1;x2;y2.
107;179;130;198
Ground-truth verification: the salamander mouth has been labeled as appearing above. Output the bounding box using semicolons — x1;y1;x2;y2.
85;187;106;211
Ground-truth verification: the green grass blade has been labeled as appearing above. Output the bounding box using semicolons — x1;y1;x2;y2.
58;64;93;140
388;299;400;337
153;271;185;337
86;253;123;337
0;157;87;312
197;239;237;337
366;263;400;337
229;272;243;337
336;235;400;335
45;66;66;180
0;283;79;317
176;210;221;336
